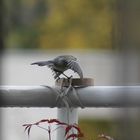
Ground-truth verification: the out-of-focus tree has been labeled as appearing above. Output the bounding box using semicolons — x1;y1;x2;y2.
39;0;115;50
4;0;48;49
4;0;116;49
112;0;140;50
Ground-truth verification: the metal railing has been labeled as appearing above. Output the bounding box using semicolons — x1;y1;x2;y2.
0;81;140;140
1;85;140;107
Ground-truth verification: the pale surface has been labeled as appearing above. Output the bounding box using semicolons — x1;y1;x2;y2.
1;50;140;140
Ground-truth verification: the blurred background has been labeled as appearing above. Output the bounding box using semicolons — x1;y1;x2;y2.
1;0;140;140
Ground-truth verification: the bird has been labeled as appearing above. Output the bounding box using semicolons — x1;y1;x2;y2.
31;55;83;80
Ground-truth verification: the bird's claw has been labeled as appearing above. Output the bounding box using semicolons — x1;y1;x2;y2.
56;77;60;82
68;75;73;79
67;75;73;83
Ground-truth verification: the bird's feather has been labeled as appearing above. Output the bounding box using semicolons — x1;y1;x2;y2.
31;61;53;66
67;61;83;78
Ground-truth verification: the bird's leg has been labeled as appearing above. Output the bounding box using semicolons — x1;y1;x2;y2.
62;73;73;80
61;73;69;79
56;76;61;82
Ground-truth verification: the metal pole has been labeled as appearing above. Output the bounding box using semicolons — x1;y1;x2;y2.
57;108;78;140
56;78;91;140
0;86;58;107
1;86;140;107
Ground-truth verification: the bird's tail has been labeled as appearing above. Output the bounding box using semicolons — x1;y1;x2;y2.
31;60;53;66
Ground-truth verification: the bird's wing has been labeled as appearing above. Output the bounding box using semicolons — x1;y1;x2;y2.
31;61;53;66
68;61;83;78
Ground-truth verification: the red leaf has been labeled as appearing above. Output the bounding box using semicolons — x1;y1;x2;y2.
34;119;49;125
65;124;83;137
65;125;73;136
23;124;32;132
48;119;61;124
72;124;82;134
23;124;33;137
58;122;67;125
24;125;31;132
66;134;77;140
23;124;31;127
27;126;32;137
39;119;49;123
66;133;83;140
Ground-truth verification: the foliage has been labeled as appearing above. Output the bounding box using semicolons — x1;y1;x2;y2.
4;0;116;49
23;118;115;140
23;118;84;140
